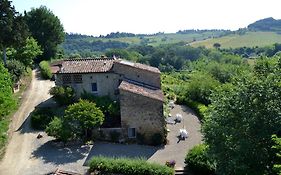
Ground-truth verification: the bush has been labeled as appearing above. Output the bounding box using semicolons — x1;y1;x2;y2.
31;107;54;130
109;131;120;142
49;86;76;105
185;144;216;175
6;59;25;83
81;91;120;116
0;63;16;119
185;100;208;120
45;116;72;143
89;156;174;175
39;61;52;79
150;132;164;146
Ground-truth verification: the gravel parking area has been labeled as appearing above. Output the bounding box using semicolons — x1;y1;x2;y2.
148;104;202;168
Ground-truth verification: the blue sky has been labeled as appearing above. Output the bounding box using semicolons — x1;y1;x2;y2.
11;0;281;36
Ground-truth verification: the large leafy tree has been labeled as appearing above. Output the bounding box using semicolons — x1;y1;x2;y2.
14;37;42;67
25;6;64;60
203;57;281;174
0;0;29;65
64;99;104;139
46;100;104;142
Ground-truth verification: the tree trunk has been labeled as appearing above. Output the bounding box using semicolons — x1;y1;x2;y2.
3;47;7;66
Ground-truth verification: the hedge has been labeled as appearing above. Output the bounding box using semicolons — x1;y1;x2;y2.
176;97;207;120
31;107;54;130
39;61;52;79
185;144;216;175
89;156;174;175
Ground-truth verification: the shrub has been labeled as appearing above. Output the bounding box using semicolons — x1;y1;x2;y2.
49;86;76;105
89;156;174;175
0;63;16;119
45;116;72;143
31;107;54;130
109;131;120;142
6;59;25;83
39;61;52;79
81;91;120;116
185;144;216;175
165;160;176;168
150;132;164;146
185;100;208;120
137;132;146;144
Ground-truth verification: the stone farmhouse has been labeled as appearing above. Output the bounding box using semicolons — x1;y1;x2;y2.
52;57;165;144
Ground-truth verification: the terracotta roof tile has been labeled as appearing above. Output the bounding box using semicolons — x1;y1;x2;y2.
119;80;164;101
50;65;60;74
58;58;114;74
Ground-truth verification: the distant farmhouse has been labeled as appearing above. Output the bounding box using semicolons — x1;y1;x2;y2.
51;57;165;143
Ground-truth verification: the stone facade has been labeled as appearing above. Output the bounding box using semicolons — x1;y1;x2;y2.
119;89;165;144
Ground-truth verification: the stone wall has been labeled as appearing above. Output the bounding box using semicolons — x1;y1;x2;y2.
119;89;165;144
112;62;161;88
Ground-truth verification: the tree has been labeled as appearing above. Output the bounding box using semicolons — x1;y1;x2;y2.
0;0;29;65
49;86;75;105
25;6;64;60
203;58;281;174
213;43;221;49
6;59;25;83
64;100;104;139
14;37;42;67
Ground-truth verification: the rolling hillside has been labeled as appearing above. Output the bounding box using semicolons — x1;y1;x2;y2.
190;32;281;48
62;30;229;56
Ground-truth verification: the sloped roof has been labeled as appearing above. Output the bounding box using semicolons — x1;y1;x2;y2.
114;59;160;74
119;80;164;101
58;58;115;74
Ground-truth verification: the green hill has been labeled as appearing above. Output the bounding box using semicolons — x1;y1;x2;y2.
190;32;281;48
248;17;281;32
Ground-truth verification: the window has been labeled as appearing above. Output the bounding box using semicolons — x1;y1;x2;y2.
73;74;82;83
62;74;71;84
91;83;97;92
128;128;136;138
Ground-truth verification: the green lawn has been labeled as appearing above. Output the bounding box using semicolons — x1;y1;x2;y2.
190;32;281;48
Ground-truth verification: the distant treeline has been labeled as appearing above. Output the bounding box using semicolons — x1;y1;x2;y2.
63;33;130;56
177;29;231;34
222;43;281;58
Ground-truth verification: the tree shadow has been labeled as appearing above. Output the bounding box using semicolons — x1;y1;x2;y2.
83;142;162;166
31;140;91;165
16;97;58;134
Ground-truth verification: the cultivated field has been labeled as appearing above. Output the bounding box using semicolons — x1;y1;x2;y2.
190;32;281;48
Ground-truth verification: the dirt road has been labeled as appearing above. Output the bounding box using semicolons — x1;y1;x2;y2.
0;70;55;175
